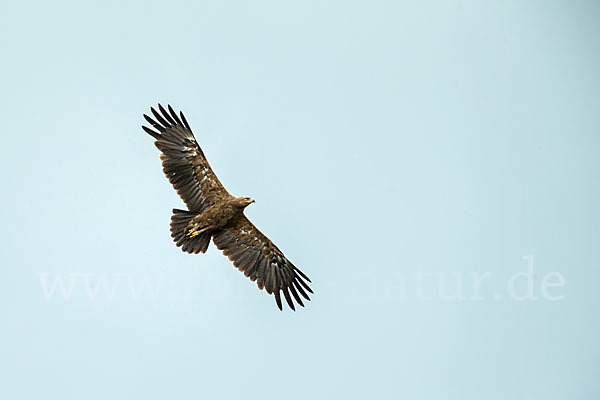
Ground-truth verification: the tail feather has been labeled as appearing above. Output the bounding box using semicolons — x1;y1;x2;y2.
170;209;211;254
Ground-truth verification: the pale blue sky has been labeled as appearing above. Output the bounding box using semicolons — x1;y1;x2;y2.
1;1;599;399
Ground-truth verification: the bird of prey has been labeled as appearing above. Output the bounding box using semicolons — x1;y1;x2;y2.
142;104;312;310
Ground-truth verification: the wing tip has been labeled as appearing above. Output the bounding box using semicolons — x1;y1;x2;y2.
142;125;161;140
274;290;283;310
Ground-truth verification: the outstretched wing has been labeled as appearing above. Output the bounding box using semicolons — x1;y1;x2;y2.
212;215;313;311
142;104;229;212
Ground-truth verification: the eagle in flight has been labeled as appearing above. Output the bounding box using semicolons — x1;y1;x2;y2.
142;104;312;310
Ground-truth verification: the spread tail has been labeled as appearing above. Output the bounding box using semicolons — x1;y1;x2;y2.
170;209;211;254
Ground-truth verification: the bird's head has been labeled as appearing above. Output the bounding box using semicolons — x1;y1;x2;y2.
235;196;255;208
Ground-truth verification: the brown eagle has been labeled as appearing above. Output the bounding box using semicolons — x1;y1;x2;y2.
142;104;312;310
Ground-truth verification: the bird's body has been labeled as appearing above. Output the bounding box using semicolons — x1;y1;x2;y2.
142;104;312;310
186;196;253;237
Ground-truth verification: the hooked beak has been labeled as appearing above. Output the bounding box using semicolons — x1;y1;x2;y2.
247;198;255;204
